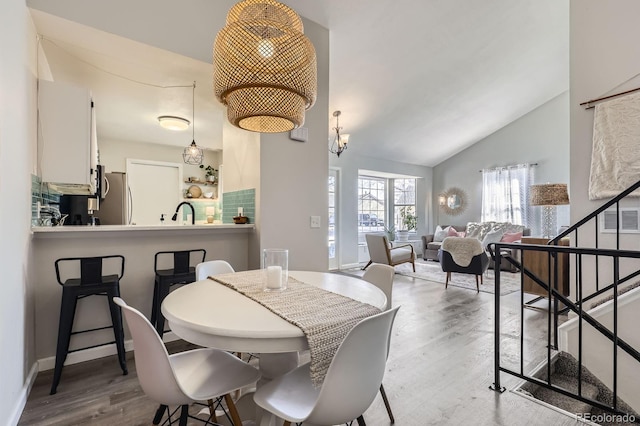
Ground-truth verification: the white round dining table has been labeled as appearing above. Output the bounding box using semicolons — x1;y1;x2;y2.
161;270;387;354
162;270;386;426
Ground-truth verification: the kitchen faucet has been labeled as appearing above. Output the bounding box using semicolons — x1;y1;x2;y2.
171;201;195;225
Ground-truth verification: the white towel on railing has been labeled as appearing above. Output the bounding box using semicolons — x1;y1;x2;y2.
589;91;640;200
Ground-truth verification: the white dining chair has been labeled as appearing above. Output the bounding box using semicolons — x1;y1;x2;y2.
196;259;234;280
362;263;396;423
253;307;400;426
113;297;260;426
362;263;394;310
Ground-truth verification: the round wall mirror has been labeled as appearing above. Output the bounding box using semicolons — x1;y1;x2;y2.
447;194;461;209
440;187;467;216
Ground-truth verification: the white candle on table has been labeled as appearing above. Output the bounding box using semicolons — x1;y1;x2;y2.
238;207;243;216
266;265;282;289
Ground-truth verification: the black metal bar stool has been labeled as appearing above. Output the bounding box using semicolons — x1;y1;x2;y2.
51;255;128;395
150;249;206;337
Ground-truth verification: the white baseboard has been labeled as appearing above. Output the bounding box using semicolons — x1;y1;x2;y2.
340;263;361;270
37;332;179;371
8;362;38;426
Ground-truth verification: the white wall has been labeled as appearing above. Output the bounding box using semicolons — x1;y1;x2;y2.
1;2;37;425
221;116;261;269
570;0;640;294
329;153;432;268
100;138;220;177
259;18;330;272
559;289;640;412
432;92;570;235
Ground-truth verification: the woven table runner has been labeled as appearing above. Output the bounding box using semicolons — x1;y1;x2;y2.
210;270;381;388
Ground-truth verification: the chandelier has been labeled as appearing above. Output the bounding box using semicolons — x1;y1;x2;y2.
213;0;317;133
182;82;203;165
329;111;350;157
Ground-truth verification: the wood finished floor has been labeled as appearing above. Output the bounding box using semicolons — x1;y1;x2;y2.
19;269;578;425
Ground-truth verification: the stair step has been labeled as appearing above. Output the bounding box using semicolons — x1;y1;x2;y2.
532;373;599;415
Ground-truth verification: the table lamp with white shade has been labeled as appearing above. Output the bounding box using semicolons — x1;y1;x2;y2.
530;183;570;238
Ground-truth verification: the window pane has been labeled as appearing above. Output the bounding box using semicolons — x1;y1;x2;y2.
393;179;417;232
358;176;386;237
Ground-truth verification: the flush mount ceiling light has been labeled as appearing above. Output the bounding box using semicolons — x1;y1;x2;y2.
213;0;317;133
158;115;190;131
329;111;350;157
182;82;204;165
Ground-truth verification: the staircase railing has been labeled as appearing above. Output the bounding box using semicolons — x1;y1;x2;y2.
489;179;640;417
551;178;640;297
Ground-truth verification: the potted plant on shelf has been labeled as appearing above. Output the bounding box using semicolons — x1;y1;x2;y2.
200;165;218;183
397;207;417;242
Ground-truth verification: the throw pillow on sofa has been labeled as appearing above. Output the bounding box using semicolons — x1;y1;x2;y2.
433;225;450;242
501;231;523;243
481;228;504;249
447;226;465;237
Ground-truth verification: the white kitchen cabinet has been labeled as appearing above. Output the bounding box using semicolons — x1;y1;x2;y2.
38;80;97;190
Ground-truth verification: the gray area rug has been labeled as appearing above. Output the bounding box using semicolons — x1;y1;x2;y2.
344;261;521;295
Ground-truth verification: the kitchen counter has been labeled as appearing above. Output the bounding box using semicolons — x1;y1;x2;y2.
32;223;254;238
31;222;255;369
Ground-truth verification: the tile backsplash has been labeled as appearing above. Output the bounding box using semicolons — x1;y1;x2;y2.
222;189;256;224
31;174;61;226
180;199;221;223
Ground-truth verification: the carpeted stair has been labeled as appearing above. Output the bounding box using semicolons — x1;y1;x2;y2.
529;372;598;415
518;352;639;424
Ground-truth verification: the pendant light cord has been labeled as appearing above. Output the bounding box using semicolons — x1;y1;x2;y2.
192;81;196;142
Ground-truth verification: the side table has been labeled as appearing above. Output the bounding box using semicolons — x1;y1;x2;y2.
521;237;570;298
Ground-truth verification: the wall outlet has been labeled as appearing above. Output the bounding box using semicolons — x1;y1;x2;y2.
310;215;321;228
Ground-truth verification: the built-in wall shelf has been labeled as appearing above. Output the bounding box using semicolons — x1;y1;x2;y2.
184;180;217;186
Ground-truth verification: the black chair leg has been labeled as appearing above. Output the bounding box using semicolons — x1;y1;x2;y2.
50;290;78;394
153;404;167;425
379;384;395;423
107;288;128;375
179;405;189;426
357;415;366;426
154;282;171;338
150;278;160;326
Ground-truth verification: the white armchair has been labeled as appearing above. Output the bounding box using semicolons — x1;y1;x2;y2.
363;234;415;271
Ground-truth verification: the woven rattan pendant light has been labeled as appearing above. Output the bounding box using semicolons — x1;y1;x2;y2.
213;0;317;133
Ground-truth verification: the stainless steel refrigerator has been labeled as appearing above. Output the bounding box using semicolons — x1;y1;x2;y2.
98;172;131;225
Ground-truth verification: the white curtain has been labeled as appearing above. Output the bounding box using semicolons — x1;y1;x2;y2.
481;164;534;225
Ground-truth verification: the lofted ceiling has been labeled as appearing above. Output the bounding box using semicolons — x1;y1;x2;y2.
28;0;568;167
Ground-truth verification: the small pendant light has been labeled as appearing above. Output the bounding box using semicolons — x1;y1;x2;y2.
182;81;203;165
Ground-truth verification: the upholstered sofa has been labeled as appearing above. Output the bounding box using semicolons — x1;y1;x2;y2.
421;222;530;272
